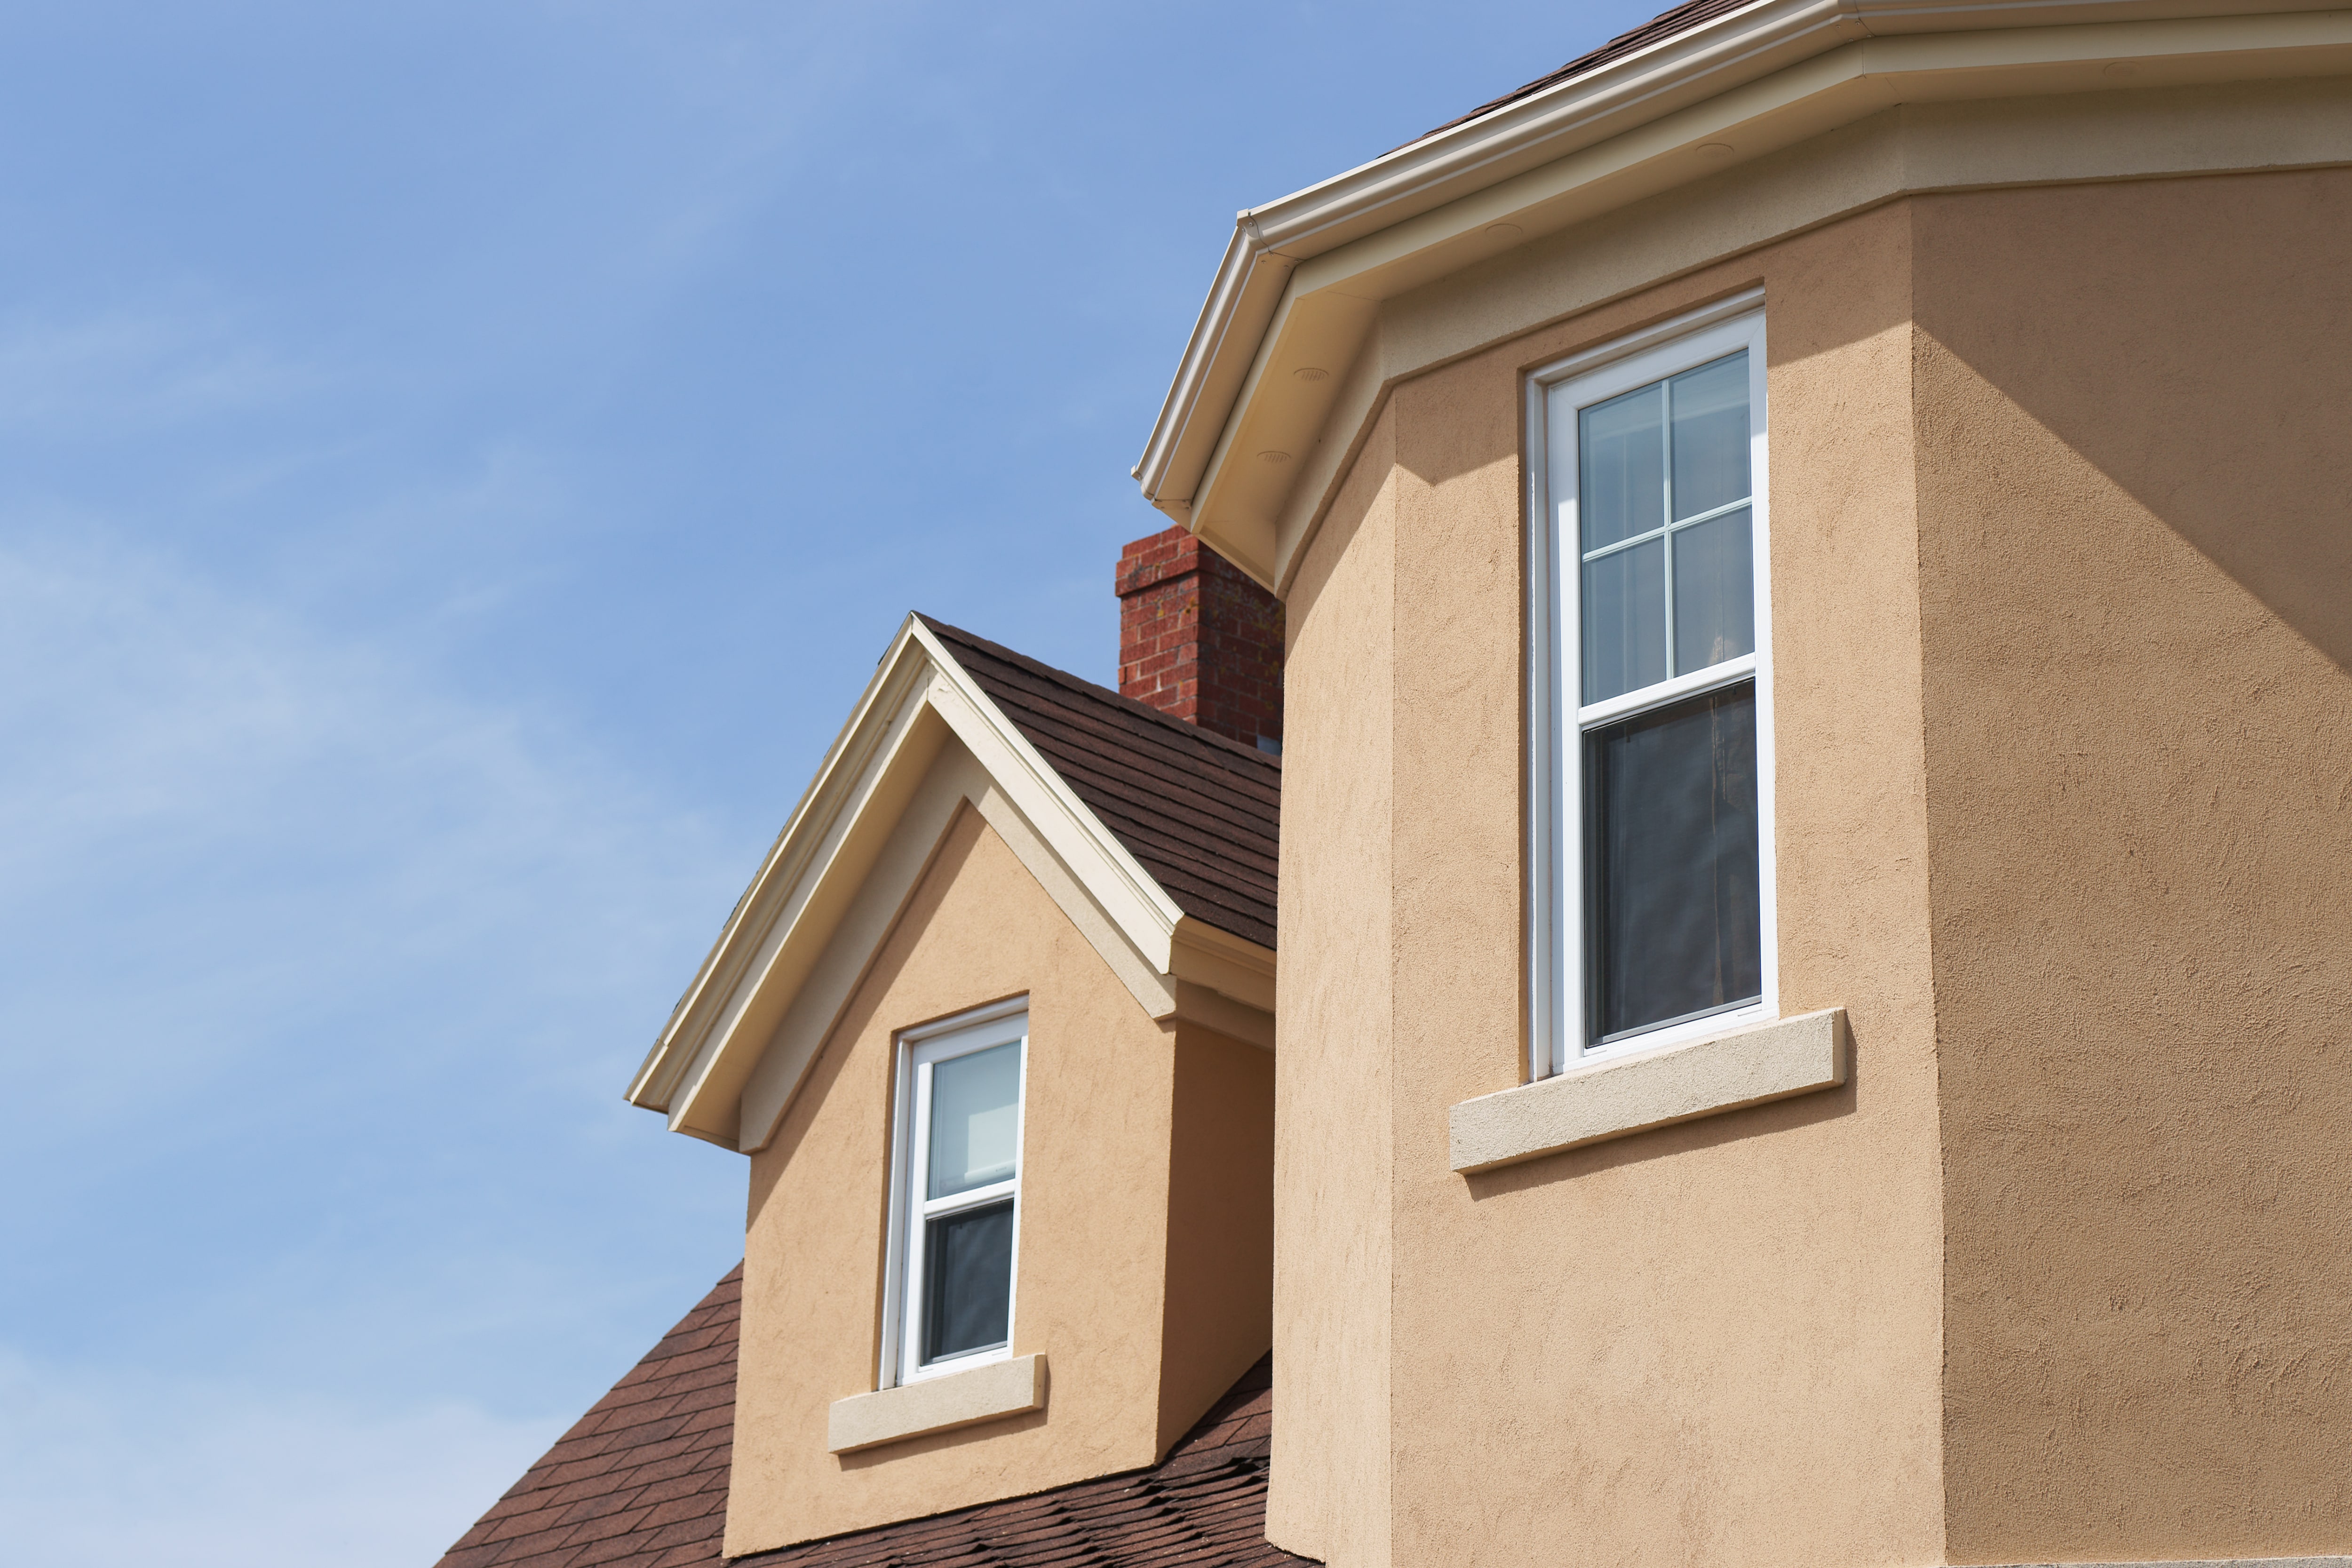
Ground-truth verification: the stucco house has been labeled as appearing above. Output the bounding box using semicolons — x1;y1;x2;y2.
432;1;2352;1564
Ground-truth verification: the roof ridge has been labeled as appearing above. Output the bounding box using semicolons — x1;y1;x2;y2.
916;613;1281;772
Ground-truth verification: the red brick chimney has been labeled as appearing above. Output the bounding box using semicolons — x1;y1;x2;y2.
1116;524;1284;752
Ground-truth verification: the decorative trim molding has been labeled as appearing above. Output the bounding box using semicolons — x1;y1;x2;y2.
827;1353;1049;1455
1449;1008;1848;1173
626;615;1274;1151
1133;0;2352;589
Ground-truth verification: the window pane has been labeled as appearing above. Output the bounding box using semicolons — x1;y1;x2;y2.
1583;683;1762;1043
922;1199;1013;1362
927;1042;1020;1199
1669;352;1749;520
1581;538;1666;704
1578;383;1663;552
1671;506;1754;674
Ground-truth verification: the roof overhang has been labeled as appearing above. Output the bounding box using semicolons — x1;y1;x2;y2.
627;616;1276;1154
1134;0;2352;591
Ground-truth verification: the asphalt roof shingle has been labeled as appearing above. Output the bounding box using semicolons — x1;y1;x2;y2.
734;1354;1309;1568
429;1263;1310;1568
431;1265;740;1568
1409;0;1757;147
919;616;1280;952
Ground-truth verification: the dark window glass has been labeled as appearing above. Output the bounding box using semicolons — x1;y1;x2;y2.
1583;682;1762;1043
922;1199;1013;1363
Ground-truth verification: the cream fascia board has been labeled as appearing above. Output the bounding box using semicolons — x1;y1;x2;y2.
1169;917;1278;1014
627;616;1197;1148
731;745;1274;1154
1133;0;1869;506
918;658;1186;971
624;633;940;1124
1134;0;2352;587
1129;223;1297;531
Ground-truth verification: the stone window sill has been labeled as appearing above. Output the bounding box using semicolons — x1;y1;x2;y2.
1448;1008;1848;1174
827;1353;1048;1455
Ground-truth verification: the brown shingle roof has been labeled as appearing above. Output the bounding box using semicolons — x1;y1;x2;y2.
735;1354;1310;1568
920;616;1280;951
430;1265;741;1568
430;1263;1309;1568
1409;0;1758;147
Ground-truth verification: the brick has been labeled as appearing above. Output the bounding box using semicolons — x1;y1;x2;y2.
1114;527;1284;745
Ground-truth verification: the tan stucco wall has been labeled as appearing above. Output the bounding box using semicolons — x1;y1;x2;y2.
1402;205;1947;1568
1279;203;1952;1568
727;799;1274;1555
1158;1024;1277;1455
1266;401;1397;1566
1275;160;2352;1568
1911;169;2352;1564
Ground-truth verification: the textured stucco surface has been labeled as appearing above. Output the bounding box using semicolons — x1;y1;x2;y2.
1274;161;2352;1568
1264;401;1397;1568
1396;202;1944;1568
1280;200;1948;1568
728;800;1271;1555
1158;1023;1277;1457
1913;169;2352;1564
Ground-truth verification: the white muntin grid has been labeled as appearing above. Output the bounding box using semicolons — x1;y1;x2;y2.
1523;290;1779;1081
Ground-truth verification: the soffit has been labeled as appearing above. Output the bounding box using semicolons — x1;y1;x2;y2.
1134;0;2352;592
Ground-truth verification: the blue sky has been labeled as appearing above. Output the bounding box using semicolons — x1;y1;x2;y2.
0;3;1656;1561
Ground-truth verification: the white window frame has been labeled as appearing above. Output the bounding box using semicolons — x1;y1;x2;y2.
1525;292;1779;1082
878;997;1030;1389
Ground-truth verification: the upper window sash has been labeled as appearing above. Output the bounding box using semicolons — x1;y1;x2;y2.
1526;294;1778;1082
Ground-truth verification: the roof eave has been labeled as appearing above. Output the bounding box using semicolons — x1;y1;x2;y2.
1133;0;1847;513
1134;0;2350;589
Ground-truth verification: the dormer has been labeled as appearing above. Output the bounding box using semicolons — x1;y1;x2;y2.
625;602;1282;1557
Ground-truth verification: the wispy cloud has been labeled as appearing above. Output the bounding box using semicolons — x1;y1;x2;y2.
0;518;745;1501
0;521;731;1124
0;305;314;438
0;1350;562;1568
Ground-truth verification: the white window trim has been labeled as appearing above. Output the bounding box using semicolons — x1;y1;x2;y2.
1525;291;1779;1083
879;996;1030;1389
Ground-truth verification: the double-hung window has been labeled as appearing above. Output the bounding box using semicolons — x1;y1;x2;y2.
882;1002;1027;1386
1528;297;1776;1078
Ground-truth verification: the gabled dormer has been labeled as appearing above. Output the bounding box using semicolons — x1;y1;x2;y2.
624;591;1283;1557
